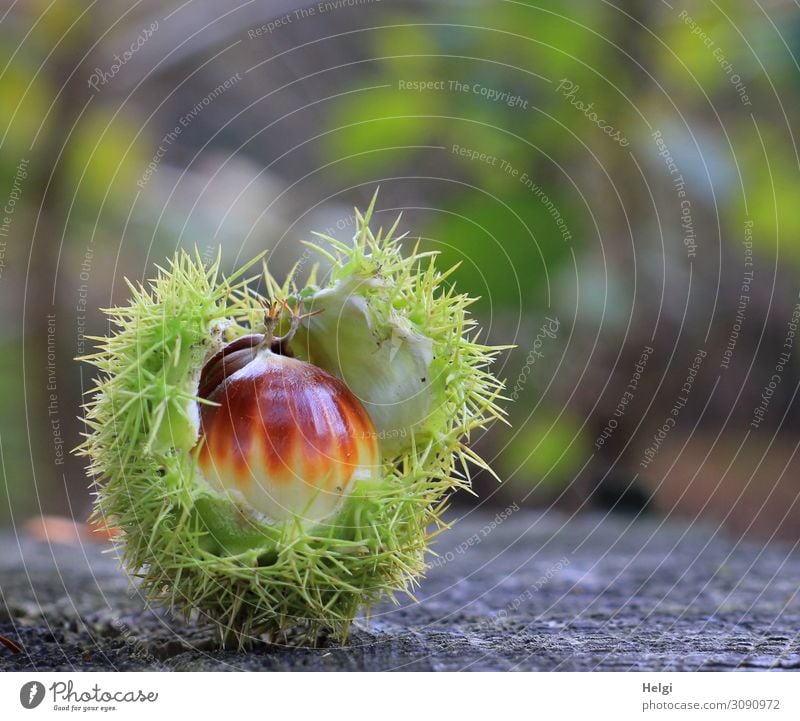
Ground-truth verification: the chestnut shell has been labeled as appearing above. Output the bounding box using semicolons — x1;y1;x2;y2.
196;340;380;523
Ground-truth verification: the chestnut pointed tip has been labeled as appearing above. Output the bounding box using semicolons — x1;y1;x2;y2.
198;333;266;399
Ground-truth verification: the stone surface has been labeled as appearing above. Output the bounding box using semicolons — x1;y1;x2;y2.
2;510;800;671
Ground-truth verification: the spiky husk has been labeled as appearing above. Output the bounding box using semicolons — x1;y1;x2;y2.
78;197;506;647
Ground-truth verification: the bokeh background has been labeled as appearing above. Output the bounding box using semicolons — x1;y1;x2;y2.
2;0;800;541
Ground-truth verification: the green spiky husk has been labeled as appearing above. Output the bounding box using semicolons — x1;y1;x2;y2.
79;197;506;646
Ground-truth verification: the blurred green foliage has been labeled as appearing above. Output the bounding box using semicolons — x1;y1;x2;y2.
0;4;150;522
323;0;800;492
2;0;800;519
65;108;149;217
499;411;589;497
324;4;619;314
